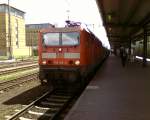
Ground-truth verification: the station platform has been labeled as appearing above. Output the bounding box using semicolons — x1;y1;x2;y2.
64;55;150;120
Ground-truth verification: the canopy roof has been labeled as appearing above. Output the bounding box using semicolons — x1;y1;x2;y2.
96;0;150;48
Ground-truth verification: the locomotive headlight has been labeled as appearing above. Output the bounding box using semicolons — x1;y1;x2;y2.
58;48;62;52
75;60;80;65
42;60;46;64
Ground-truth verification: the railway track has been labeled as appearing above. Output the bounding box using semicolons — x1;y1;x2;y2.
0;64;38;76
0;60;37;69
7;89;77;120
0;72;38;92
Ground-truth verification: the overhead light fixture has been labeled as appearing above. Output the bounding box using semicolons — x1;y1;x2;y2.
109;27;112;31
108;14;112;21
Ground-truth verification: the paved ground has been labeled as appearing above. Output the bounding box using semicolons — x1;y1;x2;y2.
65;55;150;120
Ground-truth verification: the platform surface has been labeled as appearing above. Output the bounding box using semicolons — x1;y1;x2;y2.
64;55;150;120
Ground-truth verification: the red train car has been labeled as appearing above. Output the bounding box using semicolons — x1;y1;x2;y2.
38;24;108;88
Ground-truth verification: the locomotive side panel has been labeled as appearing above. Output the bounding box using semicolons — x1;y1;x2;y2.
79;29;104;78
79;30;93;77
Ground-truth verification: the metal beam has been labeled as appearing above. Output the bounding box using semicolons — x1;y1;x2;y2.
96;0;106;26
106;23;138;28
96;0;109;34
124;0;143;25
139;12;150;26
130;13;150;37
118;0;126;23
107;34;128;39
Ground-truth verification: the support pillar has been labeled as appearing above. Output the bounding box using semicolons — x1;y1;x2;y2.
143;26;148;67
129;38;131;56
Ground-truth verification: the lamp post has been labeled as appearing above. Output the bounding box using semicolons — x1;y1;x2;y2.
8;0;12;59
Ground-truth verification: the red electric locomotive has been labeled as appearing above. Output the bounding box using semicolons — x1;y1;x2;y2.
38;23;108;88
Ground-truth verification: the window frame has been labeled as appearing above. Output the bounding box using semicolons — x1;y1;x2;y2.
42;32;80;46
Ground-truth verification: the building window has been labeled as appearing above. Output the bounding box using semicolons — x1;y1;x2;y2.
15;19;19;48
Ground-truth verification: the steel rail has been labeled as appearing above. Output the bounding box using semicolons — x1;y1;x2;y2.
0;64;38;76
7;91;51;120
0;72;38;92
7;89;78;120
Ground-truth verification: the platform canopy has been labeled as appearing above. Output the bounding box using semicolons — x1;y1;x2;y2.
96;0;150;48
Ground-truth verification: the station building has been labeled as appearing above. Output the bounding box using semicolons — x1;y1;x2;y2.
25;23;54;56
0;4;31;58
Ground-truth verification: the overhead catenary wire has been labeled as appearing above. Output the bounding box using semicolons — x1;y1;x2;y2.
65;0;71;20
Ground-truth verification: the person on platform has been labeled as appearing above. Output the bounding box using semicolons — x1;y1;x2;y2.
120;47;127;67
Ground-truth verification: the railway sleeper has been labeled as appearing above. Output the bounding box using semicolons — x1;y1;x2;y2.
28;110;53;117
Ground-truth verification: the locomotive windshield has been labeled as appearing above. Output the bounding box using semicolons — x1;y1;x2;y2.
43;32;79;46
43;33;59;46
62;32;79;45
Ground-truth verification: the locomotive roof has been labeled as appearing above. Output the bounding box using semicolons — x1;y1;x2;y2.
41;26;82;33
40;25;102;45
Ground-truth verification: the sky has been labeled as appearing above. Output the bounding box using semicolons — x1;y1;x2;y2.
0;0;110;48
